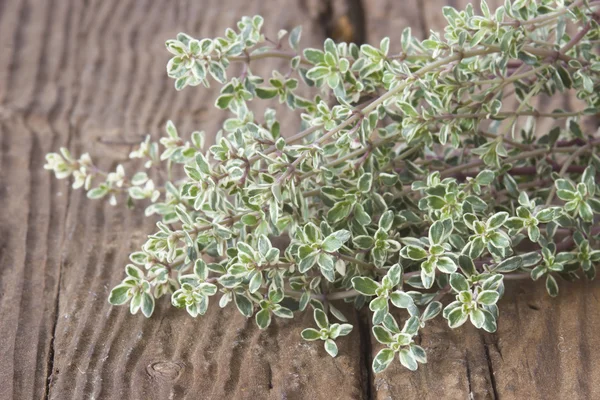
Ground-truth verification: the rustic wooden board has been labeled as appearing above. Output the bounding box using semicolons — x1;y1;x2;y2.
360;1;495;398
1;0;599;399
361;1;600;399
0;0;365;399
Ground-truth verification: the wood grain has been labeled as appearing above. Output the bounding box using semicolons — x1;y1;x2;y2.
360;2;495;398
361;1;600;399
1;0;599;399
486;279;600;399
0;0;74;398
0;0;363;399
35;1;364;399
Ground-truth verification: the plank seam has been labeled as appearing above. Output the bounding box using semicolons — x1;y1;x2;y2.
416;0;429;39
356;309;374;400
483;339;499;400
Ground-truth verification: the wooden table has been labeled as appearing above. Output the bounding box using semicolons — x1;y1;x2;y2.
1;0;598;398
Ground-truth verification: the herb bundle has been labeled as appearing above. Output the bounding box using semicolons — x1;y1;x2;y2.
45;0;600;373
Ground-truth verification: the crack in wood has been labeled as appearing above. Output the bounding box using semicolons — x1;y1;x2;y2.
267;361;273;390
340;0;367;45
483;342;499;400
465;355;473;399
356;309;374;400
44;289;60;400
44;191;71;400
43;105;74;400
416;0;429;39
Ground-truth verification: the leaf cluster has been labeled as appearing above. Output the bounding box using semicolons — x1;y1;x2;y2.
45;0;600;374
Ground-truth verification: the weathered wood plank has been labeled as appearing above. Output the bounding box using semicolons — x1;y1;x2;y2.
361;1;600;399
362;0;426;43
486;280;600;399
372;315;495;399
359;2;495;399
34;1;365;399
3;1;600;399
0;0;75;398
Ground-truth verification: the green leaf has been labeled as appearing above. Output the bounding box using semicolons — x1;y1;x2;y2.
420;264;435;289
458;254;477;277
174;76;188;90
410;344;427;364
337;323;353;337
372;326;394;344
141;292;155;318
234;293;254;317
301;328;321;341
194;259;208;281
353;235;374;249
582;166;596;196
373;349;395;373
298;254;317;273
422;301;442;321
401;245;428;260
379;210;394;231
493;256;522;273
256;309;271;329
307;66;331;80
304;223;320;243
317;252;335;272
470;308;485;329
546;274;559;297
248;271;263;293
304;48;325;64
447;307;468;328
324;339;338;357
199;283;217;296
352;277;380;296
482;309;497;333
237;241;256;260
354;203;372;225
322;230;351;252
288;26;302;50
475;170;495;185
399;348;418;371
580;202;594;222
208;61;226;83
402;316;420;336
327;201;352;223
215;94;234;109
126;264;144;279
487;212;509;230
428;220;445;245
390;291;414;309
108;284;131;305
241;214;259;226
449;273;469;292
477;290;500;305
427;195;446;210
269;289;284;304
436;256;457;274
469;237;485;259
557;189;575;201
255;87;278;99
488;232;510;248
314;308;329;329
87;186;108;199
273;306;294;319
358;173;373;193
528;225;541;242
387;264;403;286
555;179;575;192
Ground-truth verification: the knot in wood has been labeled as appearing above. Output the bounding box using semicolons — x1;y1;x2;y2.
146;361;183;381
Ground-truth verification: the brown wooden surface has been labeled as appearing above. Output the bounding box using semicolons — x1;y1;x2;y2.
0;0;598;399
